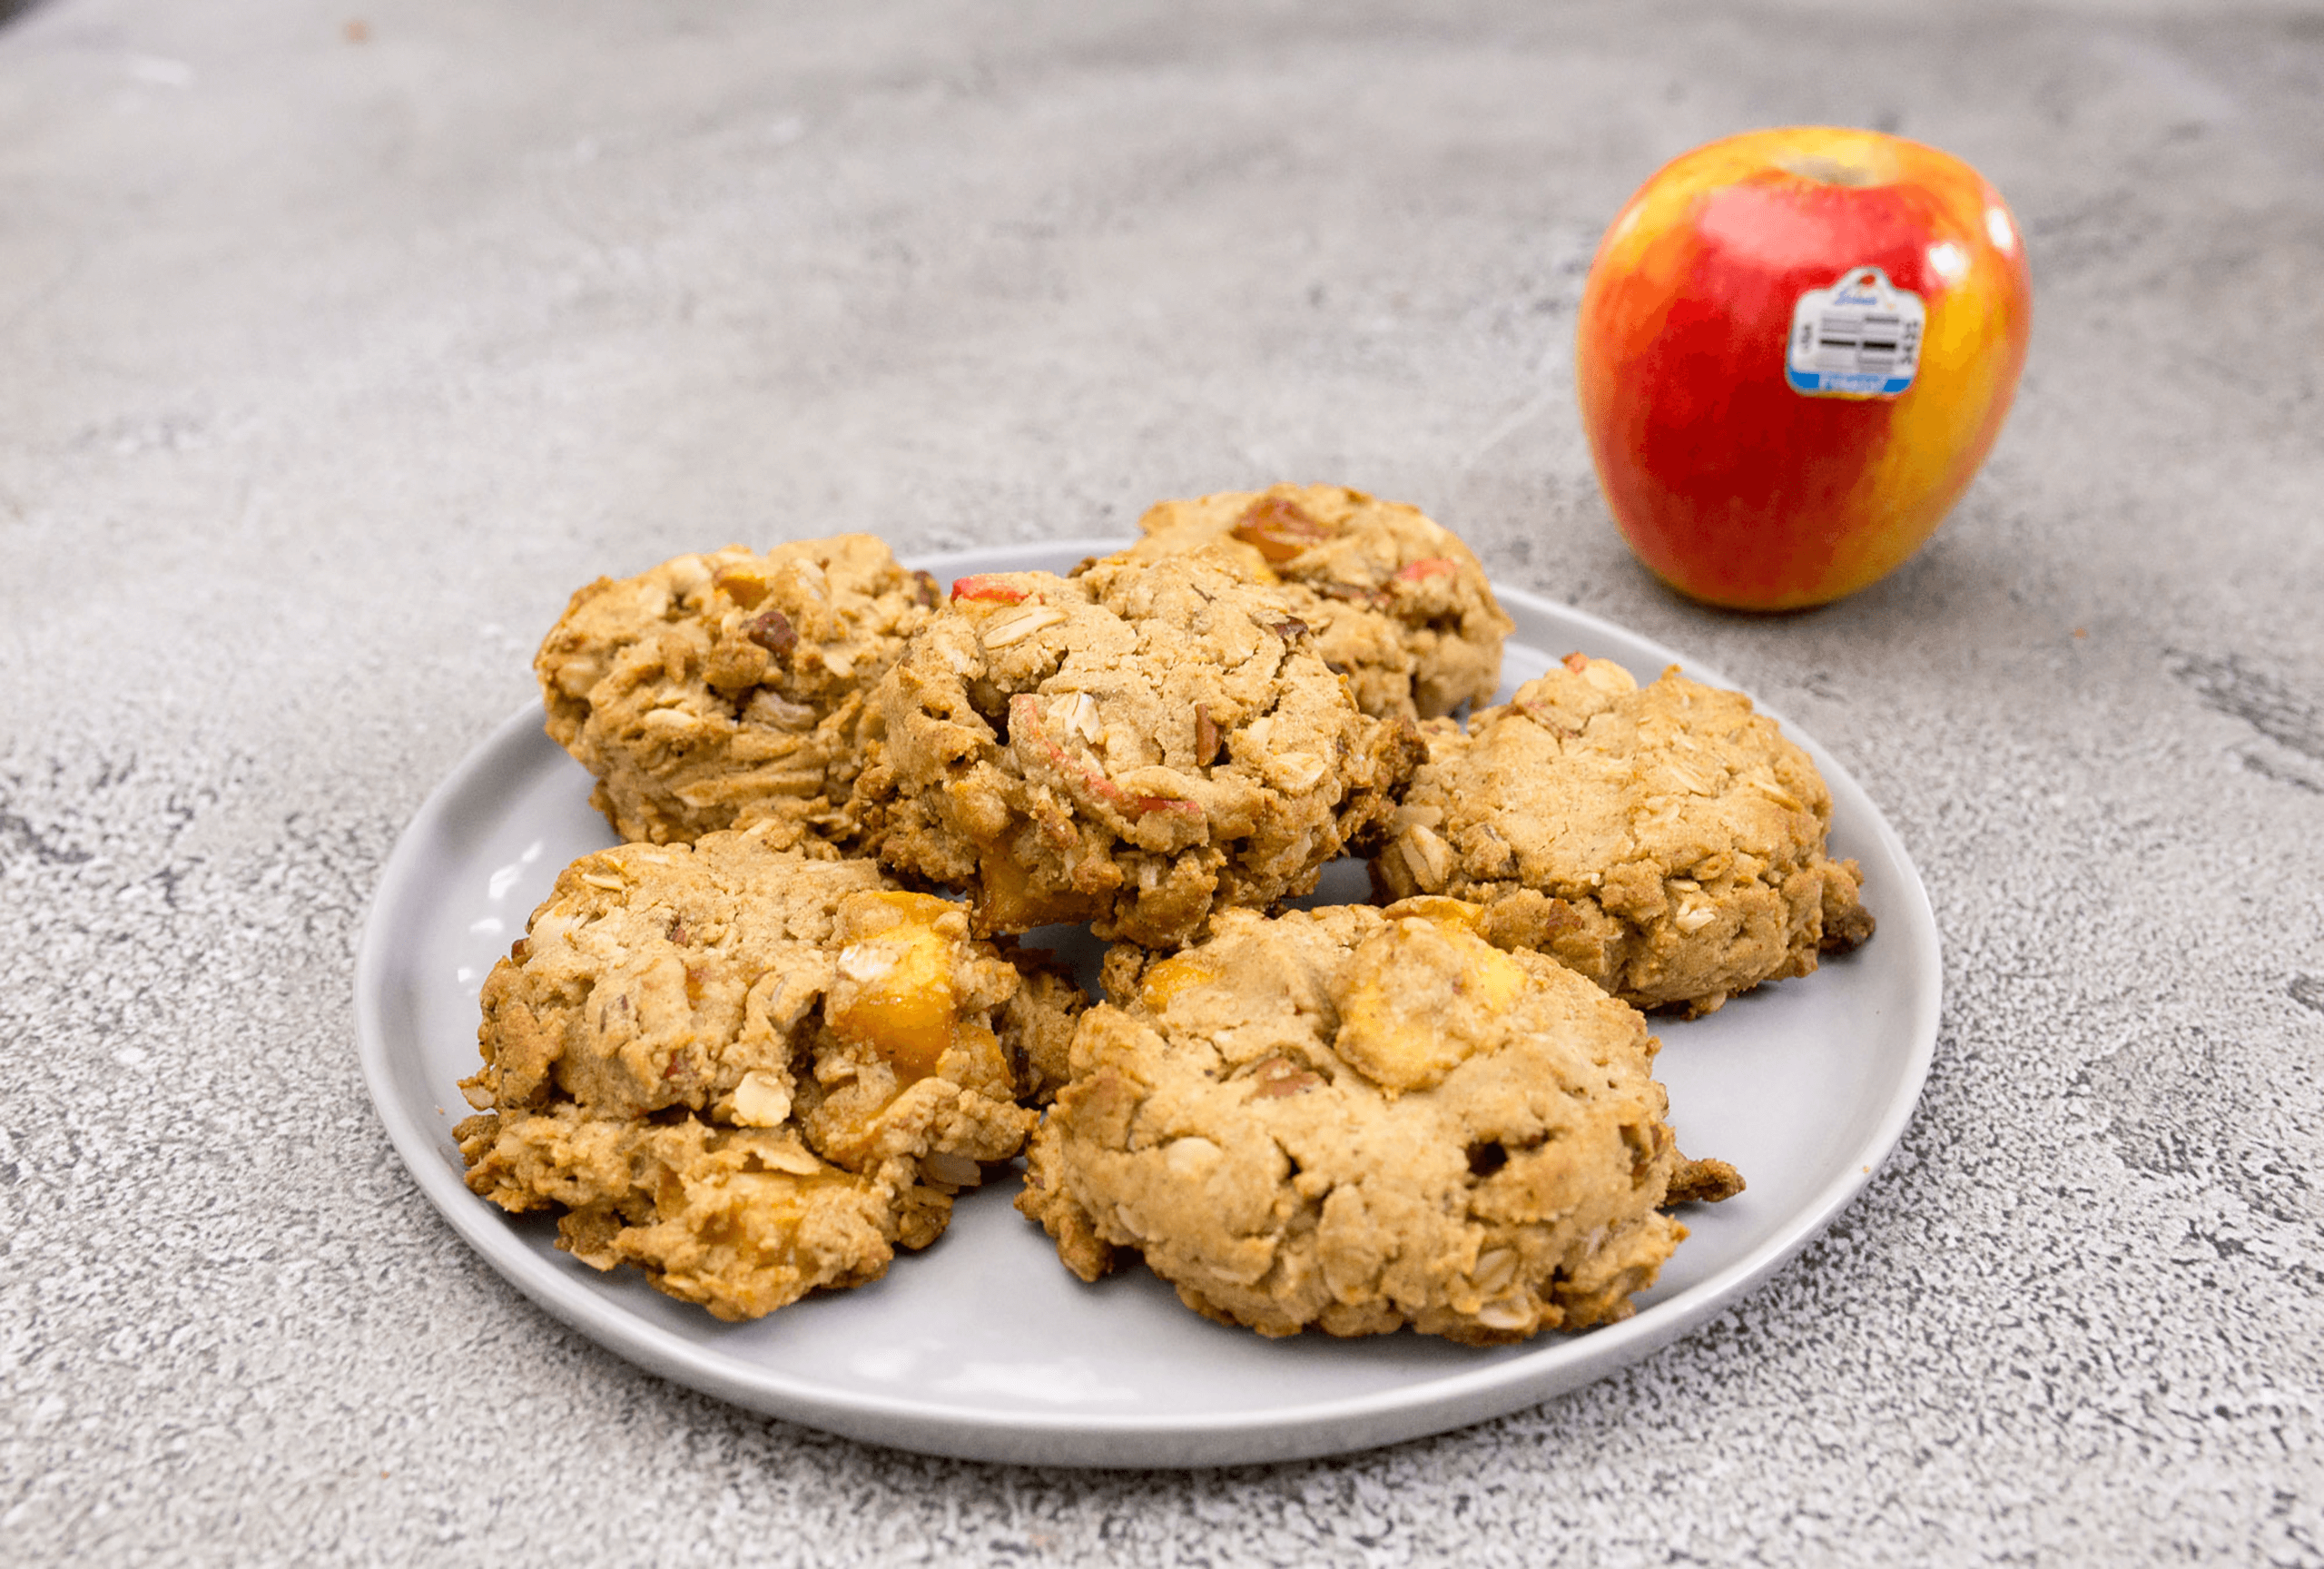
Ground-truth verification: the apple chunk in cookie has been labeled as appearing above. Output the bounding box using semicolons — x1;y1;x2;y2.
1373;654;1875;1017
1018;901;1728;1344
453;831;1083;1321
858;553;1422;949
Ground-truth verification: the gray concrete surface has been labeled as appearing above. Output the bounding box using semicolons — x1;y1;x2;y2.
3;0;2320;1562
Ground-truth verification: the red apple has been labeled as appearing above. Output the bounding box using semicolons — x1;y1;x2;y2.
1576;127;2032;610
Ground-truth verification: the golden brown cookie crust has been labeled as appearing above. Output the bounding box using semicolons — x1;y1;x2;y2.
456;831;1081;1320
860;553;1421;949
535;535;940;848
1016;903;1693;1343
1373;655;1874;1017
1125;484;1513;722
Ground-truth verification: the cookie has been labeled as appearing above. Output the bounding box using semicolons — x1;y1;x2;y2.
860;553;1422;949
1018;901;1701;1342
1373;655;1875;1017
535;535;940;848
1123;484;1513;722
454;830;1083;1320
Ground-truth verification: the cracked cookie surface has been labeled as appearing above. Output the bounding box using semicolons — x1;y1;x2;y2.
860;553;1421;949
1123;484;1513;722
454;831;1081;1320
1017;902;1698;1343
1373;655;1875;1016
536;534;939;848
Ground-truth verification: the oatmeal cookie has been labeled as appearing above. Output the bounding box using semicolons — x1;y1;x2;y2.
535;535;940;847
860;553;1422;949
1123;484;1513;722
1372;655;1875;1017
454;830;1082;1320
1018;901;1700;1342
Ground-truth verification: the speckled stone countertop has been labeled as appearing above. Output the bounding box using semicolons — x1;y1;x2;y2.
3;1;2319;1562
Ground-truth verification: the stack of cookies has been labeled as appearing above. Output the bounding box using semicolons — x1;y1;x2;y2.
454;484;1873;1343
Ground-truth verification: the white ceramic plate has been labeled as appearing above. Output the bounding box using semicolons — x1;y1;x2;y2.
355;538;1938;1468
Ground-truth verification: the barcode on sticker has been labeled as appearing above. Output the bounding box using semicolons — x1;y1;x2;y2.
1786;266;1925;398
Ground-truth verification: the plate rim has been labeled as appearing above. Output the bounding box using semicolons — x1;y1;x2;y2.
353;538;1940;1466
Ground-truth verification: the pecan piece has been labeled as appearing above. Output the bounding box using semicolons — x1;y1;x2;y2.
747;608;798;662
